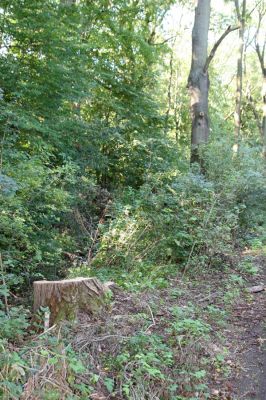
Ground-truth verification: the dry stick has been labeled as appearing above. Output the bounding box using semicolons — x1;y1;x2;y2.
90;334;129;342
79;335;129;351
35;324;57;338
145;304;156;333
225;110;235;121
197;292;221;303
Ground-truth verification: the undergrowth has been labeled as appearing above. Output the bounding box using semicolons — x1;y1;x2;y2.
1;140;265;399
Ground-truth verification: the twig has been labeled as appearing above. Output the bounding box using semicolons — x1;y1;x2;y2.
35;324;57;338
79;334;129;350
152;35;177;46
91;334;129;342
198;292;221;303
225;110;235;121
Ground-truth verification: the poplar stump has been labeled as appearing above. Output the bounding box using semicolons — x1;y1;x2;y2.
33;277;109;326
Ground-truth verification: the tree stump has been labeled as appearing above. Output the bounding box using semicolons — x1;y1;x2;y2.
33;277;109;326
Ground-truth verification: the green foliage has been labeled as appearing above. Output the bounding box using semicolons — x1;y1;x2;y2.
0;329;91;400
0;155;79;283
204;140;266;231
0;340;26;399
0;0;265;398
96;302;216;399
0;306;29;340
0;0;177;290
91;170;241;282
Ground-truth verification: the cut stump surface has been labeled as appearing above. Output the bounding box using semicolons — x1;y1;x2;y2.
33;277;109;326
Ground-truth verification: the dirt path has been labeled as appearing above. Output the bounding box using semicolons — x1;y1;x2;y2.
230;254;266;399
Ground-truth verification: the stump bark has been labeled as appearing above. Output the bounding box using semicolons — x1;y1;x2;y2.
33;277;109;326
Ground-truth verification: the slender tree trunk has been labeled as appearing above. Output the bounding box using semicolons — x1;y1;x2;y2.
187;3;238;168
165;49;174;133
234;0;246;151
262;73;266;157
254;9;266;158
188;0;211;166
174;69;180;144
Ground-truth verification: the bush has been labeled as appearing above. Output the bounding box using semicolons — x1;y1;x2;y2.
204;140;266;231
92;170;240;280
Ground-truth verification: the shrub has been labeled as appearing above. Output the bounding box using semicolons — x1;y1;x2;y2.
92;170;241;279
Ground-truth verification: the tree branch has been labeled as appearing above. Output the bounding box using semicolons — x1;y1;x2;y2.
204;25;240;73
151;35;177;46
246;0;264;20
254;9;266;74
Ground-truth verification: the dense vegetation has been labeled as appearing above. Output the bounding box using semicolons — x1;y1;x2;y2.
0;1;265;399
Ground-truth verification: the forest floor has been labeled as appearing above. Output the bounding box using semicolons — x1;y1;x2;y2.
66;246;266;400
19;246;266;400
227;250;266;400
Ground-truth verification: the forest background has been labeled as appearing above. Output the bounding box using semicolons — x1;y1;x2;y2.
0;0;265;399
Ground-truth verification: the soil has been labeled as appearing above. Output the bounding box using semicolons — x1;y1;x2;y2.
229;253;266;400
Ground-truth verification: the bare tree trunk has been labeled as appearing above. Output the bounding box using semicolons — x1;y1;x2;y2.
188;1;238;168
188;0;211;167
234;0;246;151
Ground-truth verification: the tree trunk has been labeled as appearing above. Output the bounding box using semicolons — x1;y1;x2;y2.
165;49;174;133
234;0;246;151
262;73;266;158
33;277;109;326
188;0;211;167
255;13;266;158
